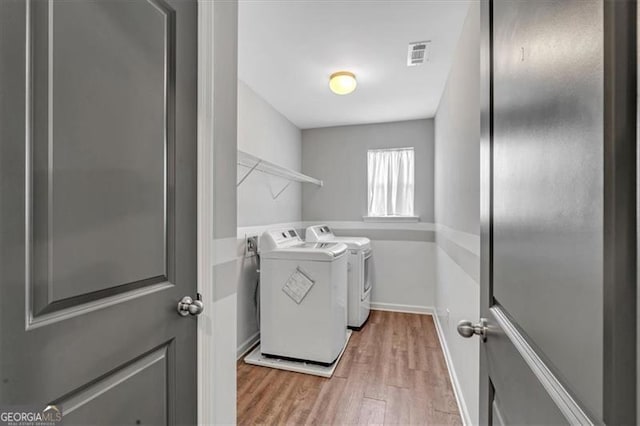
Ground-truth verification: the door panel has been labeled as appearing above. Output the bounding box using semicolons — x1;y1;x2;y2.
492;0;604;416
59;344;170;425
485;310;565;424
31;0;174;315
0;1;198;424
479;0;636;424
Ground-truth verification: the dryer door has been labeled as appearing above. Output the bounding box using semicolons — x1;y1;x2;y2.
362;249;372;299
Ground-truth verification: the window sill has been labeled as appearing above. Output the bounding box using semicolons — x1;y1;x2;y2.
362;216;420;223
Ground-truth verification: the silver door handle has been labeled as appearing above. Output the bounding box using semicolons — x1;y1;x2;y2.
457;318;488;341
177;293;204;316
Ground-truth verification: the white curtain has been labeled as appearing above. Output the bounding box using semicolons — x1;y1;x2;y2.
367;148;415;216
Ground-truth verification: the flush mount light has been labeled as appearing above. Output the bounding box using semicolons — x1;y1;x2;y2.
329;71;357;95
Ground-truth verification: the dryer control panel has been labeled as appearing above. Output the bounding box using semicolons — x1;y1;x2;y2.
305;224;335;241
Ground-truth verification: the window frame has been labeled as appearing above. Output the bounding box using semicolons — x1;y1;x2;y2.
365;147;418;221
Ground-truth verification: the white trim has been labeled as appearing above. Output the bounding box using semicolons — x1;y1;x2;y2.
238;221;439;238
432;312;472;426
370;302;434;315
435;223;480;257
213;236;238;266
304;220;437;231
237;332;260;360
363;216;420;223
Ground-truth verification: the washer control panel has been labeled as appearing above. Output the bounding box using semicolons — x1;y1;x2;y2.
259;228;302;252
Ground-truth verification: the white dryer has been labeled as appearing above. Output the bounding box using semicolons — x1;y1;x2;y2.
306;224;372;329
259;228;349;365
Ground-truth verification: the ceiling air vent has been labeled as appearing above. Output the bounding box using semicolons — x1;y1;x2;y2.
407;41;431;67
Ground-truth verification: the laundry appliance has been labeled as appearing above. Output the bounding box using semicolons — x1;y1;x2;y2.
259;228;349;365
305;224;372;329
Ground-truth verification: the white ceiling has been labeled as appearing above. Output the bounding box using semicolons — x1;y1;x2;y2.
238;0;471;129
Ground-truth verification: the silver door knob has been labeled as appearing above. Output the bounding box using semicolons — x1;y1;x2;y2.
177;293;204;316
457;318;488;341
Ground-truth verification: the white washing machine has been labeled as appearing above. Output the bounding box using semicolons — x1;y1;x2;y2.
306;224;372;329
259;228;349;365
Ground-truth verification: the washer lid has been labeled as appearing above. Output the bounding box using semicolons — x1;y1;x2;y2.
329;236;371;251
260;242;348;261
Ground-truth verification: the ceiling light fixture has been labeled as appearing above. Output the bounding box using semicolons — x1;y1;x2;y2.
329;71;357;95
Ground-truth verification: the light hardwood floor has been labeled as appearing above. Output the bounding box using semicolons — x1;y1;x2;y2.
237;310;462;425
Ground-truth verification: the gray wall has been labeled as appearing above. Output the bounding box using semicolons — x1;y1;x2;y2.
212;6;238;240
237;80;302;227
236;81;303;353
301;119;434;222
434;23;480;235
433;2;481;424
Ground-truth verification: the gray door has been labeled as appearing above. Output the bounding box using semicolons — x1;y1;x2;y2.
471;0;637;424
0;0;198;424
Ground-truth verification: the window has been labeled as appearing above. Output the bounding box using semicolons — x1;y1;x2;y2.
367;147;415;217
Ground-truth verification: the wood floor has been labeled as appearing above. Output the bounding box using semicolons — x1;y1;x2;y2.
237;310;462;425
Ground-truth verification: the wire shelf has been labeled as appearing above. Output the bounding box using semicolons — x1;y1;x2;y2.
237;150;323;189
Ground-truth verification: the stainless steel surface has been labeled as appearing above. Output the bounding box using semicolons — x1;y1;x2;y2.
457;318;488;341
177;293;204;316
0;0;198;423
479;0;636;424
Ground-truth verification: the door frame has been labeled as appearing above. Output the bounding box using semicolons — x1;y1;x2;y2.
196;1;239;424
479;0;637;424
197;1;216;424
197;0;218;425
478;1;491;421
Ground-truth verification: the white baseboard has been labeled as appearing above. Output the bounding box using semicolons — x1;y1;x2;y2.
370;302;434;315
237;332;260;360
432;313;472;426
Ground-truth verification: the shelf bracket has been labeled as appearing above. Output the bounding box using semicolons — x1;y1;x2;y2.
237;159;262;186
272;181;292;200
